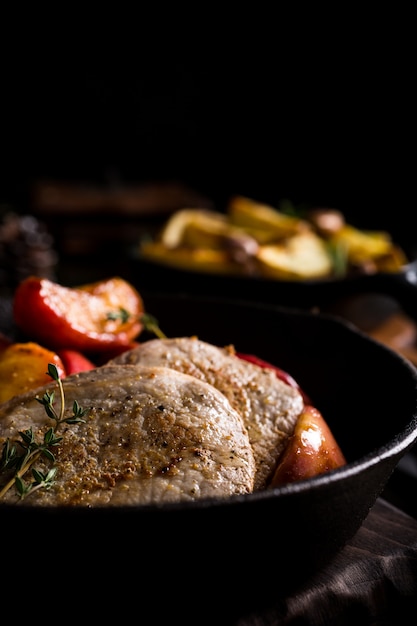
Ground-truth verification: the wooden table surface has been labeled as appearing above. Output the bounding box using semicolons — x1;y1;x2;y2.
232;498;417;625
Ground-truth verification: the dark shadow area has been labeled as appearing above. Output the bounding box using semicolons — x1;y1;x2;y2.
1;40;413;246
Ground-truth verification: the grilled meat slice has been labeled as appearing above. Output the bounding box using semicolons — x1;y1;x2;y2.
110;337;304;489
0;364;256;506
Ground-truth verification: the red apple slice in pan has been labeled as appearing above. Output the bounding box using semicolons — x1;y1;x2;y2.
270;404;347;486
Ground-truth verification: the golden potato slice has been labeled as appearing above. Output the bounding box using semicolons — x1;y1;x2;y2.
330;225;406;268
157;207;260;258
373;245;408;272
140;241;246;275
182;214;255;251
256;232;333;280
227;195;310;239
159;209;232;249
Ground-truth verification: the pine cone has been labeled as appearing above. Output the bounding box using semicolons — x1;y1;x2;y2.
0;207;58;292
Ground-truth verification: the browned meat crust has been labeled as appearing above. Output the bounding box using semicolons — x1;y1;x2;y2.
0;364;256;506
110;337;304;489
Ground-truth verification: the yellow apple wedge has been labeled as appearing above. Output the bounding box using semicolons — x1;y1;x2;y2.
0;342;66;404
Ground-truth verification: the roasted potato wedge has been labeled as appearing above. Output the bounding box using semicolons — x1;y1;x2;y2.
227;195;310;240
138;195;408;280
330;225;407;271
140;241;248;275
255;232;333;280
160;209;231;249
159;207;262;252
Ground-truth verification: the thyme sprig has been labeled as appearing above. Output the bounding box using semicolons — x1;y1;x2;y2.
107;308;167;339
0;363;89;501
0;308;163;502
140;313;167;339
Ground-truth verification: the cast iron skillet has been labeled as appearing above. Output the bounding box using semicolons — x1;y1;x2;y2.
1;293;417;616
131;246;417;320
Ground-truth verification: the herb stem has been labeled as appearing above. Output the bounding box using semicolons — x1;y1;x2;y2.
57;375;65;422
0;449;43;498
140;313;167;339
0;363;88;501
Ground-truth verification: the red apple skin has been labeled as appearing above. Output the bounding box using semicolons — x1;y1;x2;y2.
270;405;347;486
58;349;96;375
13;276;144;353
235;352;312;404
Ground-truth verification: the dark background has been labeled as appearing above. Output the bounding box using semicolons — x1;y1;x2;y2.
0;20;414;246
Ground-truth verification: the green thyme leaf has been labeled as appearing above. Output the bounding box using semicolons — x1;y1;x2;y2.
0;364;89;501
107;307;130;323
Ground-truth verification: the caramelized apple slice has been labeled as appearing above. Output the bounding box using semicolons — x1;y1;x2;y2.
0;342;65;404
270;405;347;486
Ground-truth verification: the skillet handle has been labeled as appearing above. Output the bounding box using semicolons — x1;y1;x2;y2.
366;264;417;321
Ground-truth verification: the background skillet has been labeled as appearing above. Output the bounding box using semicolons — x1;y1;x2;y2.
131;245;417;322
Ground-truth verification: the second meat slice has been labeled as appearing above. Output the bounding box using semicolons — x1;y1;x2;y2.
110;336;304;490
